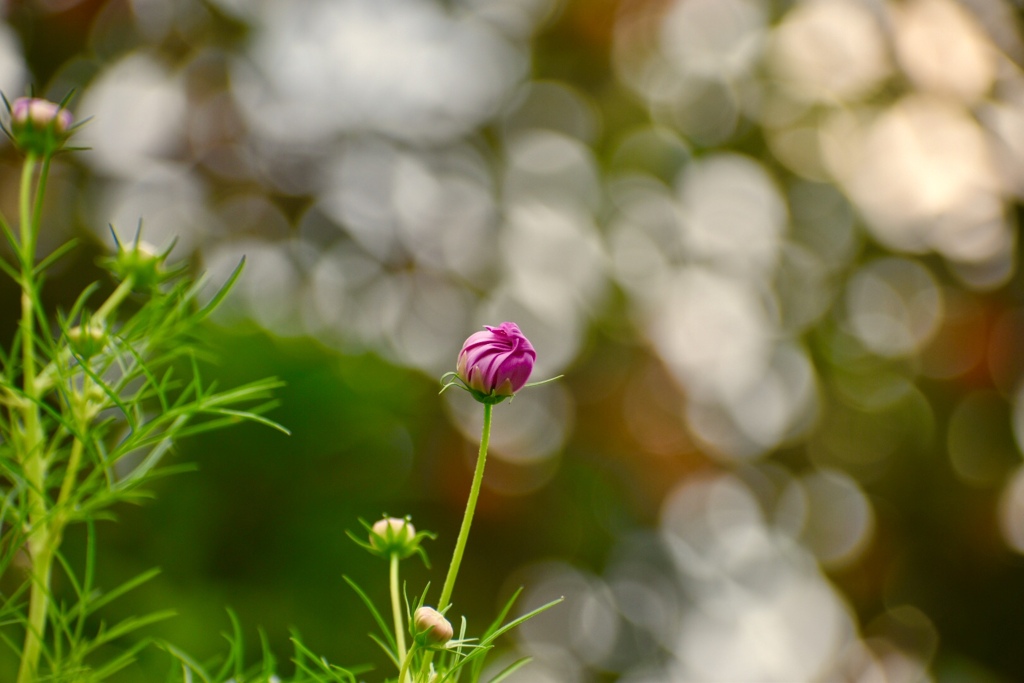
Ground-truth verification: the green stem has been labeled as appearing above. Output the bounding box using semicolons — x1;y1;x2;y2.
15;151;53;683
397;643;417;683
30;155;51;254
17;155;38;413
17;539;53;683
93;276;134;324
56;433;84;512
19;152;37;267
418;404;493;682
438;403;492;613
390;552;408;680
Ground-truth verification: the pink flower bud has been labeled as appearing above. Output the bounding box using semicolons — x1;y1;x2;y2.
9;97;73;155
11;97;72;133
413;606;453;646
456;322;536;400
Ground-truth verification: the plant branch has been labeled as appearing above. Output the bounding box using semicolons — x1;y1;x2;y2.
15;151;52;683
390;553;409;681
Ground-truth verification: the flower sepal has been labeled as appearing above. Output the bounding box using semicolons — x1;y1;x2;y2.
101;225;183;291
346;515;436;566
66;322;107;360
440;370;563;405
439;371;512;405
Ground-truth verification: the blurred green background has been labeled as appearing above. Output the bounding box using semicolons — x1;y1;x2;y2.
4;0;1024;681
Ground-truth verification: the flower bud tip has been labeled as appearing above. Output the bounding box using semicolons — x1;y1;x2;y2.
454;322;536;404
414;606;453;646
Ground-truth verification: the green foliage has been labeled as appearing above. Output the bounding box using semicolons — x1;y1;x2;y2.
420;593;562;683
341;558;561;683
36;524;175;682
0;99;553;683
159;609;373;682
0;110;286;682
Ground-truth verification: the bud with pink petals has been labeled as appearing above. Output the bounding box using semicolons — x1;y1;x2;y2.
8;96;74;155
453;322;536;404
413;606;453;646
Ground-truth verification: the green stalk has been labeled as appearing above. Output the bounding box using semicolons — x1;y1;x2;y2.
15;152;53;683
30;155;51;257
418;403;494;681
390;552;408;680
19;152;37;266
93;276;134;324
397;643;417;683
438;402;492;613
18;539;53;683
17;154;38;398
56;426;85;513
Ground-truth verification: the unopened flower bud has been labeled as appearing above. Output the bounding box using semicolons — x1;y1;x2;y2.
67;324;106;359
455;322;536;404
9;97;73;155
108;239;167;290
413;606;453;646
369;517;418;558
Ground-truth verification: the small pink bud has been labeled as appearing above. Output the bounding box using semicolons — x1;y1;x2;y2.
413;606;453;646
9;97;73;155
12;97;72;133
456;322;536;401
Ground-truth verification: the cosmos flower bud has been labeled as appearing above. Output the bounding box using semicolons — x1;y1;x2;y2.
67;323;107;359
413;606;453;646
9;97;73;155
455;322;536;404
106;238;170;290
349;515;434;565
369;517;418;557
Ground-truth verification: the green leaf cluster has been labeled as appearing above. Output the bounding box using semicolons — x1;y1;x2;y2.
0;126;287;681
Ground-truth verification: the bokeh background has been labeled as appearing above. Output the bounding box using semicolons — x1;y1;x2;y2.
2;0;1024;680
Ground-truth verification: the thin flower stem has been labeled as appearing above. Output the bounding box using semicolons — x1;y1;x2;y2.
390;552;409;681
418;403;492;681
398;643;417;683
93;276;134;324
18;154;38;410
15;151;53;683
56;432;84;512
30;155;51;256
438;402;492;613
19;152;37;266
